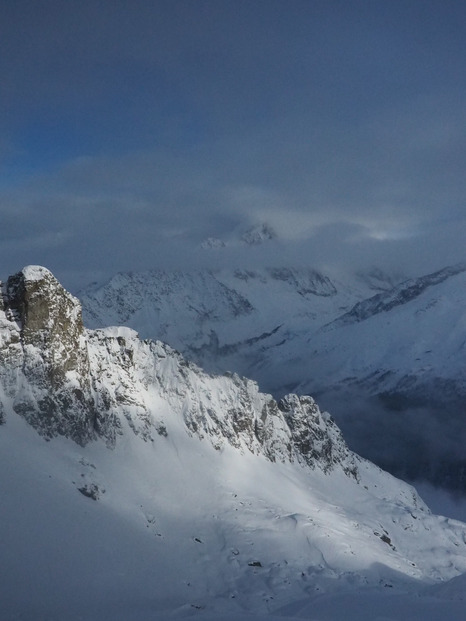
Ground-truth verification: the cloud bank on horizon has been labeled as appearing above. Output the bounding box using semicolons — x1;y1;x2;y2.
1;0;465;289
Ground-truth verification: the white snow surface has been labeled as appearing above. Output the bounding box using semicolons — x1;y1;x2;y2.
21;264;54;282
2;386;466;619
2;411;466;620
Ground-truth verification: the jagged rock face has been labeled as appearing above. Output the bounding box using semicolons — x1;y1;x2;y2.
279;394;358;477
0;266;359;477
86;328;348;471
0;266;96;444
5;266;88;378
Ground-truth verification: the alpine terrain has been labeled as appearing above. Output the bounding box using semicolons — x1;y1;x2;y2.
80;241;466;492
1;265;466;620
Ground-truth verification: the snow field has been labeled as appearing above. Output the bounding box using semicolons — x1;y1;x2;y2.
2;408;466;620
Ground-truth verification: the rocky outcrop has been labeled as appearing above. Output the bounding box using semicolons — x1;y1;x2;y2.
279;394;358;477
0;266;96;444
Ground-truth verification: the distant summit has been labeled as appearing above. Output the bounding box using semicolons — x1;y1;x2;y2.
200;237;226;250
241;222;277;245
200;223;278;250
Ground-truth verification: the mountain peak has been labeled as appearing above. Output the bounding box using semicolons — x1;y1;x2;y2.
1;266;95;443
241;222;277;245
4;265;82;337
21;264;54;282
200;236;226;250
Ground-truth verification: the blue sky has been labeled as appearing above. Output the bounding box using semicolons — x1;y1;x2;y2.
1;0;466;289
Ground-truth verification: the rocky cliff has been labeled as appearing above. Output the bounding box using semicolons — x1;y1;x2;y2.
0;266;96;442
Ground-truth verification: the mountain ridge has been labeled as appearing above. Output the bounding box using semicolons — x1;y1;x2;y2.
323;262;466;331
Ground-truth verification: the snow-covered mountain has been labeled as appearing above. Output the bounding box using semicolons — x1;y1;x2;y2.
200;222;278;249
80;262;466;492
2;265;466;620
241;222;277;245
80;266;373;375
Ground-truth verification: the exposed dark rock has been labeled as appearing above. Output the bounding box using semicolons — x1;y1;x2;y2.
279;394;358;476
1;267;97;444
78;483;102;500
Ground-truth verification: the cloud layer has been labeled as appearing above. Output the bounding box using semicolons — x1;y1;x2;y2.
1;1;466;289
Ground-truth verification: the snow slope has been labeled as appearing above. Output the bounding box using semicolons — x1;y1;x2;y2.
1;266;466;619
2;388;466;620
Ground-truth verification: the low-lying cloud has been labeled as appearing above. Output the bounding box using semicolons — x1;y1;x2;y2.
318;388;466;494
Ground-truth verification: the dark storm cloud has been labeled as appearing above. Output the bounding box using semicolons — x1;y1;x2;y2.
1;1;466;287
